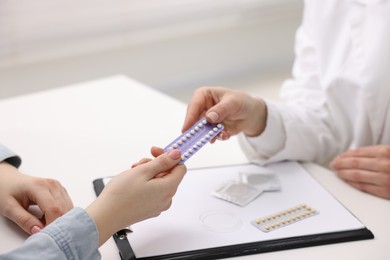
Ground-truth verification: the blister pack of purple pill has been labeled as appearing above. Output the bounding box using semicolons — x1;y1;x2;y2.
164;117;224;164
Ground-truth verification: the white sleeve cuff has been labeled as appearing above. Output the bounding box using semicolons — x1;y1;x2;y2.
238;101;286;164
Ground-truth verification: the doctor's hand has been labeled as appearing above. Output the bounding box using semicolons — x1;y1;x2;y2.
0;162;74;235
182;87;267;141
86;149;186;246
330;145;390;199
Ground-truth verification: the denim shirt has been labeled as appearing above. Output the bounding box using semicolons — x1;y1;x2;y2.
0;207;101;260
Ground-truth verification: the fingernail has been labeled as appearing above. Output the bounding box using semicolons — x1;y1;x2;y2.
168;149;181;160
31;225;42;234
207;111;219;122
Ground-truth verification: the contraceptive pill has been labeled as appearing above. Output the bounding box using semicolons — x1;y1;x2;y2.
164;117;224;164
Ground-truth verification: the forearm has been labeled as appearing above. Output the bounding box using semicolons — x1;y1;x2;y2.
86;198;121;246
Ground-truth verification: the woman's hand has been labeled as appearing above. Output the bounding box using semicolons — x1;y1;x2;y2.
0;162;73;235
86;149;186;246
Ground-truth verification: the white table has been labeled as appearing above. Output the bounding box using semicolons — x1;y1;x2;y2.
0;75;388;259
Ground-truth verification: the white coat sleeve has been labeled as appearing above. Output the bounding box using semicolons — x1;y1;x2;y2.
238;0;345;165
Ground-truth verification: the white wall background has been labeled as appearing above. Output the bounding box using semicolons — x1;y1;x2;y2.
0;0;303;101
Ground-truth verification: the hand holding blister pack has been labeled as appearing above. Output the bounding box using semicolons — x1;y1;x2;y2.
164;117;224;164
212;168;281;207
163;117;280;206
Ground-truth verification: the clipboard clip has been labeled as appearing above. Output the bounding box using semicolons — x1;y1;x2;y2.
113;228;135;260
114;227;132;240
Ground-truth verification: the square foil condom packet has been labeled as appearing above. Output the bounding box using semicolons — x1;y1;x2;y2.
212;169;281;207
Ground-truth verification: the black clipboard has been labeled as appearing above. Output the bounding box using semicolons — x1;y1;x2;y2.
93;162;374;260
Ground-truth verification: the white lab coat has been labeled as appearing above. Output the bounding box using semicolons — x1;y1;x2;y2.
239;0;390;165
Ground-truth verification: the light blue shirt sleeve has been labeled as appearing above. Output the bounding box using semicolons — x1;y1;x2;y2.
0;207;101;260
0;144;22;168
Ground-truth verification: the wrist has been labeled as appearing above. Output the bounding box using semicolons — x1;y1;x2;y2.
0;161;20;175
86;200;113;246
86;197;134;246
243;97;267;137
